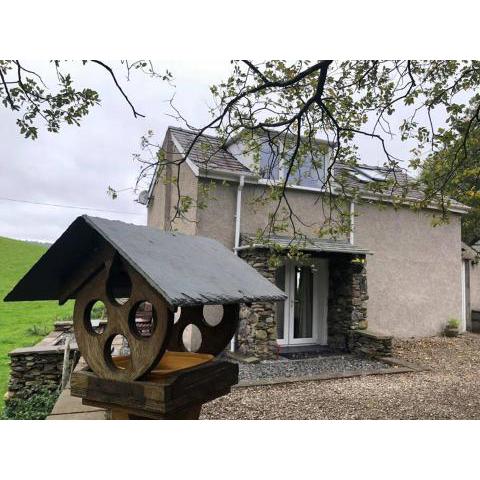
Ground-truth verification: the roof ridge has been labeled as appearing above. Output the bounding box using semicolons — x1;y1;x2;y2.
168;125;220;140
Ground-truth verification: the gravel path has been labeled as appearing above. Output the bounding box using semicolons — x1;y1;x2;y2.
201;333;480;419
237;354;388;383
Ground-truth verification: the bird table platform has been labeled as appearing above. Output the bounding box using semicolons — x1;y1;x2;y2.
71;352;238;419
5;216;285;420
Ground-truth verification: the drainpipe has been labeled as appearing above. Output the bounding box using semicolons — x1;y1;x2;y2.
231;175;245;352
234;175;245;253
349;201;355;245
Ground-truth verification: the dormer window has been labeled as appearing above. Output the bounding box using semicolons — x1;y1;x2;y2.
289;152;327;188
259;142;280;180
257;133;328;188
228;131;329;189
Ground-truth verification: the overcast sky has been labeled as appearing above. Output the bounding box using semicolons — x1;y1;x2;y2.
0;60;417;243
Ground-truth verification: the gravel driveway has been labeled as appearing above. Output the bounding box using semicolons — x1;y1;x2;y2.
201;333;480;419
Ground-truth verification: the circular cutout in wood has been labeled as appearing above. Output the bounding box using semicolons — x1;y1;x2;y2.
129;301;156;338
105;334;132;370
84;300;108;334
203;305;224;327
182;324;202;352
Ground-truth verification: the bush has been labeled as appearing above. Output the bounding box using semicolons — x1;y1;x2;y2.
447;318;460;329
1;388;60;420
26;324;50;337
91;303;106;319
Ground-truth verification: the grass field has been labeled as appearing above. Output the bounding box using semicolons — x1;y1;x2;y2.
0;236;73;410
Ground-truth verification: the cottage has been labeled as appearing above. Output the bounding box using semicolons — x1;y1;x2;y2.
146;126;471;359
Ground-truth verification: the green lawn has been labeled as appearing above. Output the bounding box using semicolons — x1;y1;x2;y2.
0;236;73;410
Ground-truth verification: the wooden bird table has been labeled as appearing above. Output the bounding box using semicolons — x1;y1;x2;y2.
4;216;286;420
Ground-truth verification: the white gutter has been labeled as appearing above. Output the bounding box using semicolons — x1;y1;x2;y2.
230;175;245;353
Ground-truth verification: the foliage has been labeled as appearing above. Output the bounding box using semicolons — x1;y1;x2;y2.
0;60;99;139
91;302;106;319
55;312;73;322
1;388;59;420
421;98;480;243
447;318;460;329
0;236;73;411
0;60;172;139
26;324;51;337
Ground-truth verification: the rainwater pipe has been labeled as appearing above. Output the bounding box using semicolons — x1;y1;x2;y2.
234;175;245;253
231;175;245;352
350;201;355;245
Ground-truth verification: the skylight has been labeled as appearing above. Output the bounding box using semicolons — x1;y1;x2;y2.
351;167;388;183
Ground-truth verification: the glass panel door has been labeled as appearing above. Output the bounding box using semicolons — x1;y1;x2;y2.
274;265;286;341
275;260;329;346
293;265;313;339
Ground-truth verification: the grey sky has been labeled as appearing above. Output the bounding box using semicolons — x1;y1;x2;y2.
0;60;425;243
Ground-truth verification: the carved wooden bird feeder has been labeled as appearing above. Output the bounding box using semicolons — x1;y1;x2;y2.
5;216;285;419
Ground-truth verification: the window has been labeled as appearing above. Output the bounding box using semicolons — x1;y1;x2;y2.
256;135;328;189
351;167;387;183
290;152;326;188
259;141;280;180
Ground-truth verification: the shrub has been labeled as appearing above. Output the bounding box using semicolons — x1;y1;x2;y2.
91;303;106;319
447;318;460;329
55;312;73;322
1;388;60;420
26;324;50;336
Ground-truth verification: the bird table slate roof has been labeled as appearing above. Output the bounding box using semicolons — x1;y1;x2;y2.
4;216;286;307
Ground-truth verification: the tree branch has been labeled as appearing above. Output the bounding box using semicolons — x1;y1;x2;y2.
91;60;145;118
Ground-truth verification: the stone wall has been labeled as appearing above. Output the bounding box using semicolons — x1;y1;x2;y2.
237;249;279;359
7;345;77;400
347;330;393;357
328;255;368;349
6;322;78;401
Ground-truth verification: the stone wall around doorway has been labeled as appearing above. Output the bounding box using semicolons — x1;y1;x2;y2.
328;254;369;349
237;249;279;359
237;249;371;359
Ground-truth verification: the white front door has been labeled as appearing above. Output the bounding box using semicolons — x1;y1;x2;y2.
275;259;329;346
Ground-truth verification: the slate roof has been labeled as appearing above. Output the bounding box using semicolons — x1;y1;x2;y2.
152;126;469;214
470;240;480;254
4;216;286;307
169;127;250;174
240;234;372;255
333;163;468;212
462;242;478;261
